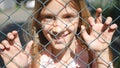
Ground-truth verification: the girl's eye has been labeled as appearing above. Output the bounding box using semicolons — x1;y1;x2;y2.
63;14;75;19
44;15;55;20
62;14;78;22
41;15;55;22
45;15;54;19
64;15;72;19
65;15;72;19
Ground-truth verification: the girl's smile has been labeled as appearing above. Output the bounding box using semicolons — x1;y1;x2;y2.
50;31;71;44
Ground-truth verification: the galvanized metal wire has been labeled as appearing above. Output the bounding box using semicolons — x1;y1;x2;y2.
0;0;120;68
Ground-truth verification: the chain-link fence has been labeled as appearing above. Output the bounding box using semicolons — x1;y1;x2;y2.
0;0;120;68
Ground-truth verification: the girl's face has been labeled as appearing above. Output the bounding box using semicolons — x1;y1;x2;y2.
40;0;79;49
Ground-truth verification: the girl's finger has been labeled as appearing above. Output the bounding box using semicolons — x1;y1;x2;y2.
106;24;118;38
25;40;33;54
12;30;18;37
7;30;18;40
11;31;21;44
1;40;10;49
81;25;89;41
109;24;118;32
105;17;112;25
102;17;112;32
95;8;102;23
0;43;5;50
6;31;21;48
88;16;95;27
7;32;15;45
7;32;14;40
10;31;22;50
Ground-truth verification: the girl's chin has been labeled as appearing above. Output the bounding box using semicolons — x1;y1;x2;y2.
51;43;67;49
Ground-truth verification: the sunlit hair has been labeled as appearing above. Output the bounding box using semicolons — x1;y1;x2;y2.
23;0;91;68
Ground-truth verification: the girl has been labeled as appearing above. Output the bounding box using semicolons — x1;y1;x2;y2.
0;0;117;68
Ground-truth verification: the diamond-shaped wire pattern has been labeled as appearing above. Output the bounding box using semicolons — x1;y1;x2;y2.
0;0;120;68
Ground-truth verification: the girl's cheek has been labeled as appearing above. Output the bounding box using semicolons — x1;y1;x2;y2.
66;20;79;32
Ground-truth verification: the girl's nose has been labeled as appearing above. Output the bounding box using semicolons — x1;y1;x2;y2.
51;20;64;35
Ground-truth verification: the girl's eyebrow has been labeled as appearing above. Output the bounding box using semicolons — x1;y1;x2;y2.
41;13;54;17
40;8;56;17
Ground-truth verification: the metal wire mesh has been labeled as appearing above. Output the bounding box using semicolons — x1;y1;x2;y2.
0;0;120;68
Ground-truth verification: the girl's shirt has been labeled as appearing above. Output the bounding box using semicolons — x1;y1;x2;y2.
39;50;91;68
39;44;97;68
40;54;79;68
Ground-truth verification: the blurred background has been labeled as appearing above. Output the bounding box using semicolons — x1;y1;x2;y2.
0;0;120;67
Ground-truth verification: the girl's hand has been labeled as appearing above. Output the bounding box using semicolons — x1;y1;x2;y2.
81;8;117;52
0;31;33;68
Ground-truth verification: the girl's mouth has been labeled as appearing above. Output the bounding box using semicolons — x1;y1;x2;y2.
50;31;70;43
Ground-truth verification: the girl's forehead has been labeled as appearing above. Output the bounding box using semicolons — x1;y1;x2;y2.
40;0;77;15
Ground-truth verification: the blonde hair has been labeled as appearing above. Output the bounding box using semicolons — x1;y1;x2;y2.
24;0;91;68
